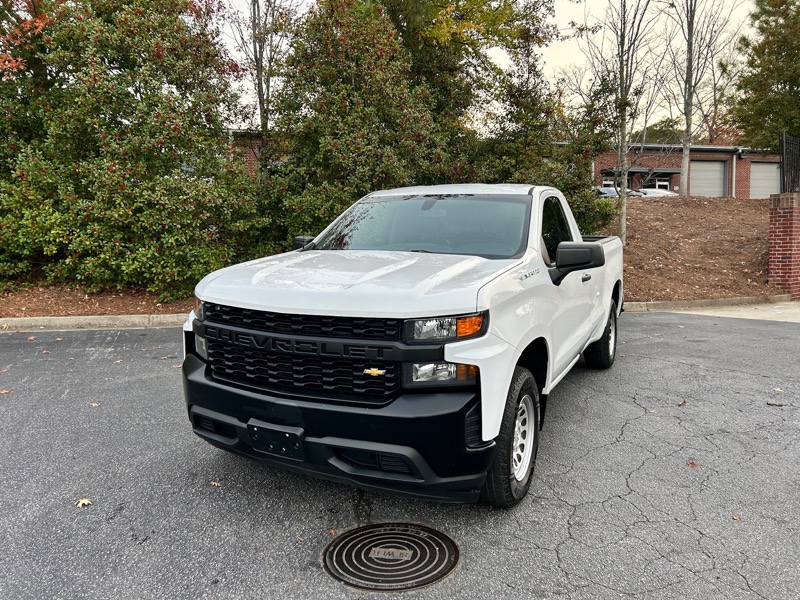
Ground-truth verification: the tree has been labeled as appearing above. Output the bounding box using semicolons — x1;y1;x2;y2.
378;1;516;113
572;0;662;243
659;0;737;195
479;1;558;180
693;20;745;144
476;3;613;232
731;0;800;151
269;0;447;238
0;0;51;182
227;0;302;142
376;0;557;158
0;1;48;81
0;0;264;299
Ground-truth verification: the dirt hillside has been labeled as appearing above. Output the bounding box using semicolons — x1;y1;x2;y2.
622;196;779;302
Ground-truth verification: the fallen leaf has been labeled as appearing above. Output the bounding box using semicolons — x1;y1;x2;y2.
75;498;93;508
774;387;783;393
42;349;50;354
89;402;100;407
328;529;336;535
297;536;305;542
731;514;742;521
210;481;222;487
678;399;688;407
55;337;63;342
26;336;36;341
0;390;12;394
172;364;182;368
113;360;123;364
687;459;699;468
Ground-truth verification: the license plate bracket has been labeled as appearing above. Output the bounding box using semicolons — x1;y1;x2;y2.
247;419;305;461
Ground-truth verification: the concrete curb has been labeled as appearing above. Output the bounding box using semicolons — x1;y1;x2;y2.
0;313;187;332
0;294;795;331
623;294;793;312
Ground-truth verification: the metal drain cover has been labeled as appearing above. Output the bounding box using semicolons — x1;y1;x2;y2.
323;523;459;591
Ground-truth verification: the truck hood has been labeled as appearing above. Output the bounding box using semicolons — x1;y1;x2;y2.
196;250;518;318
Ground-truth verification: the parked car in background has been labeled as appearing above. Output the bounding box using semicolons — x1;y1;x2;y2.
596;187;644;198
637;188;678;197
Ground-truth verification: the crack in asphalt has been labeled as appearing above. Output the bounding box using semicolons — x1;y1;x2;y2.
534;367;789;598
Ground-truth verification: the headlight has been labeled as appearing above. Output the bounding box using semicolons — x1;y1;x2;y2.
193;298;207;360
403;362;478;388
404;312;487;343
194;297;206;321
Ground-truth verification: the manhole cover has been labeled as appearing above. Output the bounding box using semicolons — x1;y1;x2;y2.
323;523;459;591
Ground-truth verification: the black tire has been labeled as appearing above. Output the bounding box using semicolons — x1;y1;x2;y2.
584;300;617;369
481;367;541;508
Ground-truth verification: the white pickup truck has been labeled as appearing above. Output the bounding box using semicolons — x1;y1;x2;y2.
182;184;623;507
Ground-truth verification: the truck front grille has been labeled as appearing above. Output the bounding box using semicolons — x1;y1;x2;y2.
207;340;400;403
204;304;401;341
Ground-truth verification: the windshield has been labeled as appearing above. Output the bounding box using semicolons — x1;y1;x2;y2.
313;194;531;259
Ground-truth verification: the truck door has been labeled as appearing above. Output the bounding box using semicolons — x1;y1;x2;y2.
540;195;595;375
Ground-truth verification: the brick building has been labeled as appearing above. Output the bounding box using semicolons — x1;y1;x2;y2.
231;130;262;175
594;144;781;199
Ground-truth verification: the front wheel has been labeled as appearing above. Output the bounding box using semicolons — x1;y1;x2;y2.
481;367;541;508
584;300;617;369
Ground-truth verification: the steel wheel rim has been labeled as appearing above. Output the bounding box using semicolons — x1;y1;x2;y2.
608;311;616;357
511;394;534;480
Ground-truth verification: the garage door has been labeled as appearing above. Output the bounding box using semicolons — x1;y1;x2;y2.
690;161;727;196
750;162;781;198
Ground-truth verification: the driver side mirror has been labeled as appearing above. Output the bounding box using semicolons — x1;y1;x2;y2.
549;242;605;285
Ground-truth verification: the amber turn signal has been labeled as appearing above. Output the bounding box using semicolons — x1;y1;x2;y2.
456;364;480;381
456;315;484;338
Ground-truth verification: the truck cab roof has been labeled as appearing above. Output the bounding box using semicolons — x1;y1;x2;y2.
366;184;548;198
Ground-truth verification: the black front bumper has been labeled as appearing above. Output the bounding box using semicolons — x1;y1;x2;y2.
182;355;495;502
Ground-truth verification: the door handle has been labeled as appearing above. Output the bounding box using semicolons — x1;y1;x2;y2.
581;274;592;282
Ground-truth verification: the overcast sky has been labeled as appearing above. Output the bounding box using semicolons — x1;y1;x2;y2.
540;0;755;78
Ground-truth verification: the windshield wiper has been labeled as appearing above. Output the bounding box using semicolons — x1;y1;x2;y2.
408;249;431;253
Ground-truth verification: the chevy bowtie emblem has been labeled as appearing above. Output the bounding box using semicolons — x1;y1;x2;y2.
363;367;386;377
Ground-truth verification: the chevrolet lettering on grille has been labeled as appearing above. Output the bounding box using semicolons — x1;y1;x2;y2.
204;325;398;360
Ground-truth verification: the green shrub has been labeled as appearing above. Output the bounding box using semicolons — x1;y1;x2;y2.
0;0;268;300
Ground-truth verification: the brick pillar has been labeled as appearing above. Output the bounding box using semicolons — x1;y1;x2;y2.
769;193;800;299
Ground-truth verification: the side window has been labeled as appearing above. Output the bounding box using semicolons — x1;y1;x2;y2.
540;197;573;266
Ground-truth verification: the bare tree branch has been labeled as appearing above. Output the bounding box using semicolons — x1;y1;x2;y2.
228;0;303;138
569;0;660;244
656;0;743;195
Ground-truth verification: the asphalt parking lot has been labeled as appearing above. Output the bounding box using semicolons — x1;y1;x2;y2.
1;311;798;599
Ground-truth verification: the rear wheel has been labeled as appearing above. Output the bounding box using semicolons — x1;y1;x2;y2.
584;300;617;369
481;367;540;508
